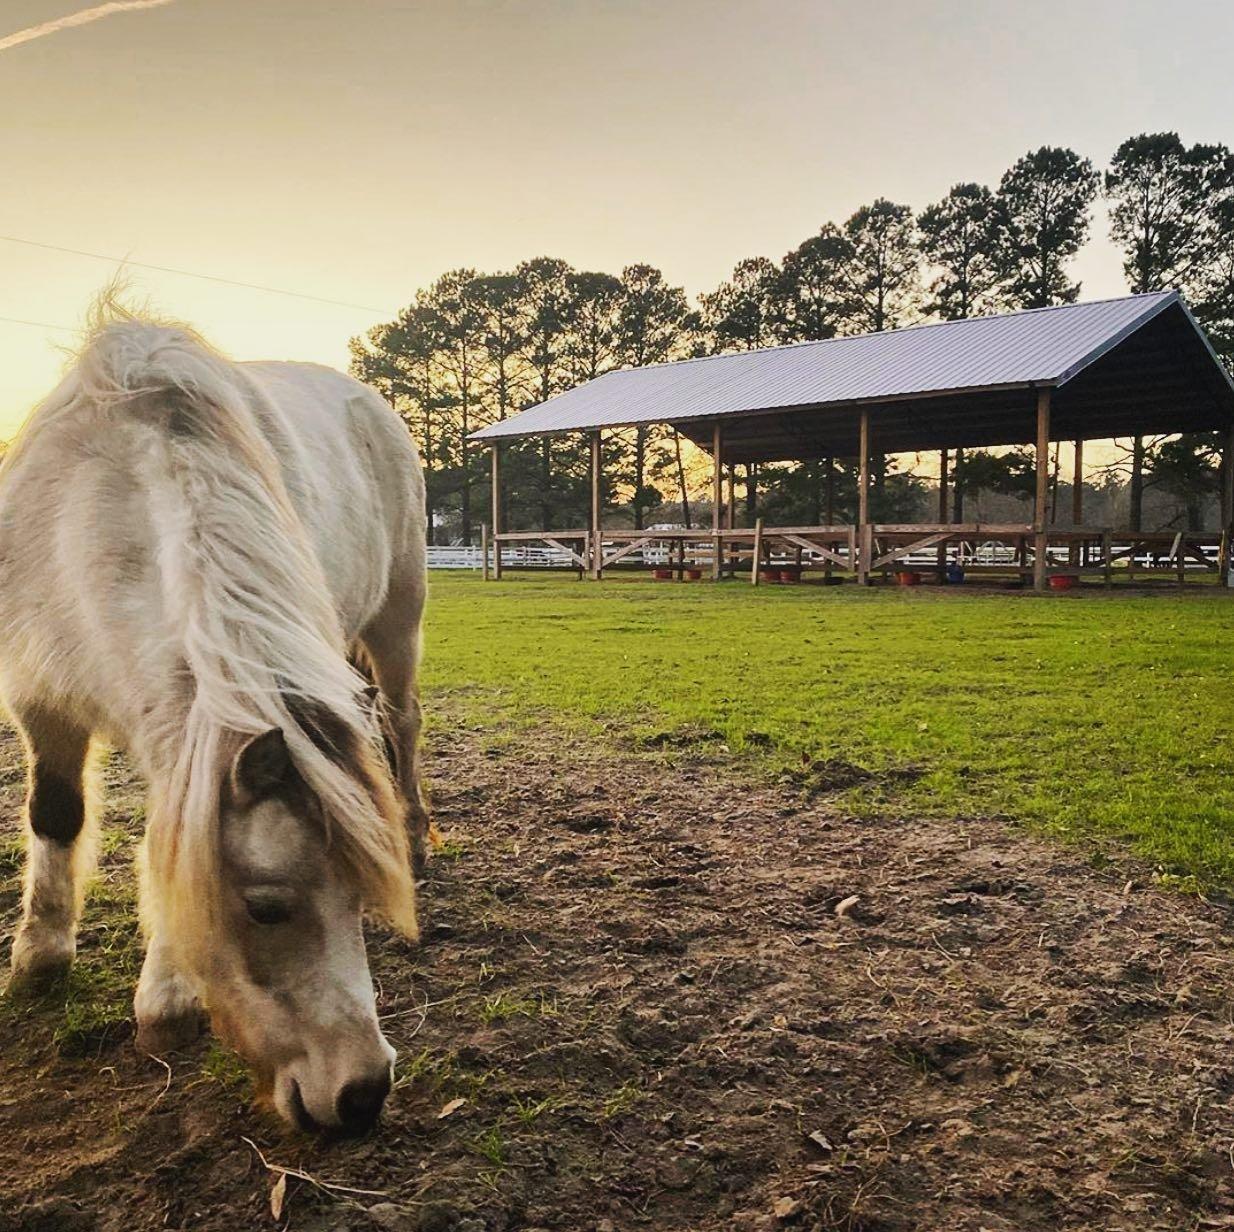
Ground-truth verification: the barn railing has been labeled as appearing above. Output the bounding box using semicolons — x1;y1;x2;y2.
478;523;1229;588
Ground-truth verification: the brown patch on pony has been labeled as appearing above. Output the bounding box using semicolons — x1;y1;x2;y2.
285;692;399;811
28;767;85;846
287;694;352;760
283;691;416;937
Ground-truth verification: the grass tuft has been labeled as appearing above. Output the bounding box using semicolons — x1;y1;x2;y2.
198;1042;251;1093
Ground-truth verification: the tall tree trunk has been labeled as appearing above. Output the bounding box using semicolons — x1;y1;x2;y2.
459;435;471;546
871;453;887;518
540;438;552;532
634;426;647;530
673;430;691;529
1130;436;1144;532
424;411;437;547
1049;442;1060;523
953;448;965;522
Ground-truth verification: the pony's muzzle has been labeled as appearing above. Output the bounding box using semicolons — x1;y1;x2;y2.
336;1066;393;1135
276;1033;396;1134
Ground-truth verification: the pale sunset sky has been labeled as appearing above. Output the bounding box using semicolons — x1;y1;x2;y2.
3;0;1233;440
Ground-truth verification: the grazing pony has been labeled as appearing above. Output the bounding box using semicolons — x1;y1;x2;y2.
0;307;429;1134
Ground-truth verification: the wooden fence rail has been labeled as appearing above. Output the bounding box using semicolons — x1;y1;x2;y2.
479;524;1228;589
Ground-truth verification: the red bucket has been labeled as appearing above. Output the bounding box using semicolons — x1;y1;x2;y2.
652;568;674;581
896;570;921;587
759;569;780;584
684;568;702;581
779;570;801;584
1049;575;1077;591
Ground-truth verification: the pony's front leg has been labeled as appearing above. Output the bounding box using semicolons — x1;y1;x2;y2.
8;711;94;989
134;933;203;1054
359;581;432;874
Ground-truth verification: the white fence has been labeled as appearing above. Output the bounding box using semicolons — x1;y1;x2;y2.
426;544;577;570
425;546;483;569
429;538;1223;573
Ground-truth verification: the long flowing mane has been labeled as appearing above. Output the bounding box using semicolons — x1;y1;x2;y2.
67;304;416;952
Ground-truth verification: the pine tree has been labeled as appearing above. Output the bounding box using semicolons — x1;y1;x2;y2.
996;146;1099;309
918;183;1007;320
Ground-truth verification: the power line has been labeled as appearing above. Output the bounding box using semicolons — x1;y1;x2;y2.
0;313;76;333
0;234;397;316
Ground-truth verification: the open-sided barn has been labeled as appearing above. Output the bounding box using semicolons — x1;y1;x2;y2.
471;291;1234;590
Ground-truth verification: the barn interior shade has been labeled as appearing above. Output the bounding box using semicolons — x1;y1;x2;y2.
470;291;1234;463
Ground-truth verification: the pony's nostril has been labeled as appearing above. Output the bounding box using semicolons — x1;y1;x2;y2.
336;1069;392;1133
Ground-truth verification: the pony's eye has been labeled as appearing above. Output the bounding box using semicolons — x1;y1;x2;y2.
244;893;294;926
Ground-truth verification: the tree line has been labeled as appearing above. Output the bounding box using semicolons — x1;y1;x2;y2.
350;133;1234;541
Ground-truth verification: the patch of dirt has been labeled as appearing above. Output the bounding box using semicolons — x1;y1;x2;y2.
636;725;728;751
4;709;1234;1230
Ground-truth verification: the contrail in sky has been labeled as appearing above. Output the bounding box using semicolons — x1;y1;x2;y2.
0;0;173;54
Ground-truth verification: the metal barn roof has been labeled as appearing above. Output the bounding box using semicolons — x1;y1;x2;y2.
471;291;1234;463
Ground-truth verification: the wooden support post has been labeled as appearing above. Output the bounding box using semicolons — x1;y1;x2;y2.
1220;423;1234;584
857;409;871;584
1071;439;1084;527
861;521;874;586
725;464;736;576
711;423;723;581
490;445;503;581
824;455;836;580
751;517;764;586
937;448;949;577
1223;423;1234;528
1033;389;1051;592
589;430;602;580
1070;439;1084;567
481;523;490;581
1103;529;1113;588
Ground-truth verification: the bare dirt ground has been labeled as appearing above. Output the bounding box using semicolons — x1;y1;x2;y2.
4;705;1234;1231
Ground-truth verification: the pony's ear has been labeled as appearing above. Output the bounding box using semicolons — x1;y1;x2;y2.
231;728;292;804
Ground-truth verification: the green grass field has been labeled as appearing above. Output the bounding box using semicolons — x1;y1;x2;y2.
422;571;1234;889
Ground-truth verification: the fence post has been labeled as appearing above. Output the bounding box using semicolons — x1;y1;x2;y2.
481;524;490;581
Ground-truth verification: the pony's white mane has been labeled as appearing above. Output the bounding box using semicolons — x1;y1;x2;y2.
67;305;416;950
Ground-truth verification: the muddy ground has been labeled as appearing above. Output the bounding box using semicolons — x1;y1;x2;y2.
4;706;1234;1232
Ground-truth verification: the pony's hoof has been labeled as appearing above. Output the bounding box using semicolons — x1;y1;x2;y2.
135;1009;204;1056
8;925;74;994
410;829;431;878
411;845;428;879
